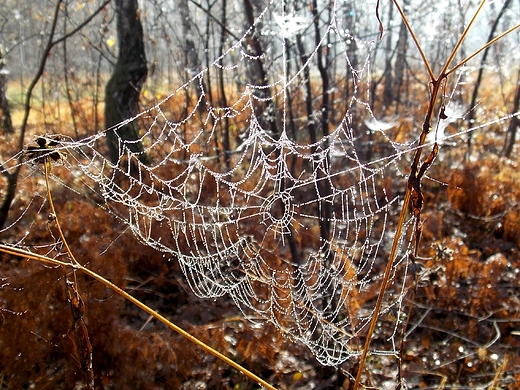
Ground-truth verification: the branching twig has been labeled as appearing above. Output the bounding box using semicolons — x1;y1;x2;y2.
354;0;518;387
0;0;113;229
440;0;487;77
447;23;520;76
0;0;63;229
51;0;113;47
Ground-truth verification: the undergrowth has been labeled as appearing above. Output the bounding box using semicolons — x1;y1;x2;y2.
1;2;519;388
1;83;519;389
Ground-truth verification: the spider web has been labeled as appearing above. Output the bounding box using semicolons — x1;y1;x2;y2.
6;0;420;367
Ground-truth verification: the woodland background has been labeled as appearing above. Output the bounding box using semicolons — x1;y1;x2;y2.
0;0;519;388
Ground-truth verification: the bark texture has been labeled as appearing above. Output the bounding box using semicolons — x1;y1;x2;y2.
105;0;148;164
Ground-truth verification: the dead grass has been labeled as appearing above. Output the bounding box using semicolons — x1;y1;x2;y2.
1;72;519;389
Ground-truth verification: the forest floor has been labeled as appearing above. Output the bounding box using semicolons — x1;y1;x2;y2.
0;90;519;389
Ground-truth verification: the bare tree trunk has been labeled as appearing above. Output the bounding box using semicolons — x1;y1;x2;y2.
178;0;200;86
283;40;297;143
0;47;14;135
94;51;104;134
466;0;512;160
382;1;394;110
503;70;520;158
218;0;231;169
454;0;468;105
62;4;79;138
242;0;278;138
178;0;202;123
105;0;148;165
393;0;409;115
201;0;219;159
296;35;315;144
342;1;358;110
310;0;332;247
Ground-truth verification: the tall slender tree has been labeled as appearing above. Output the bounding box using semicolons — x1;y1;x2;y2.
393;0;409;115
105;0;148;165
503;70;520;158
0;47;14;135
466;0;512;159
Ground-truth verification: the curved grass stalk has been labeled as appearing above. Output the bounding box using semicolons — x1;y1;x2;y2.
1;159;277;390
44;159;79;266
44;158;95;389
0;242;276;389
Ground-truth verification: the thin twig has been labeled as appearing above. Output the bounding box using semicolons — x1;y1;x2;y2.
392;0;434;80
43;158;94;389
51;0;112;47
440;0;487;77
43;159;78;266
447;23;520;76
0;0;63;229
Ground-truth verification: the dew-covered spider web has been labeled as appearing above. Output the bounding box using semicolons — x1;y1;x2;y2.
5;0;423;367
